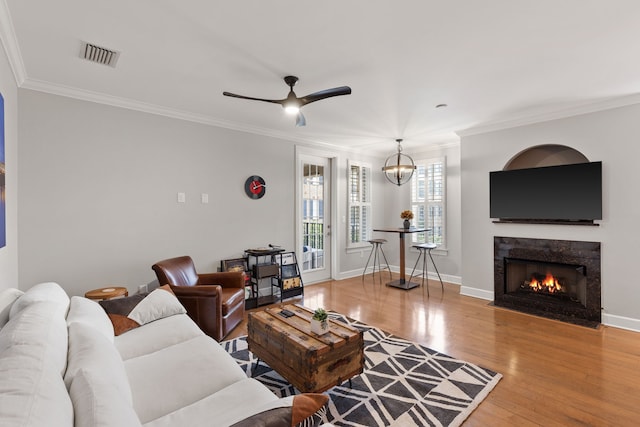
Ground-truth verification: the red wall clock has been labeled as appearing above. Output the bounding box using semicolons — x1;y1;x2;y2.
244;175;266;199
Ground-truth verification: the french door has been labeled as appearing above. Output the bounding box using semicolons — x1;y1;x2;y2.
296;153;332;284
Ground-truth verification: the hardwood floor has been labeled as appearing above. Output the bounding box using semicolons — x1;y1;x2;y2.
227;274;640;426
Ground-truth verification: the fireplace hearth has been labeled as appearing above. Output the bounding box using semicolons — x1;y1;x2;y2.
494;237;601;327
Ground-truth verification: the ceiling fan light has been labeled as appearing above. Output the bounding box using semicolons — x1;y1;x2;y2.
284;105;300;115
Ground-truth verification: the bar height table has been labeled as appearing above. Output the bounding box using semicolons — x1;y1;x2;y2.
373;227;429;290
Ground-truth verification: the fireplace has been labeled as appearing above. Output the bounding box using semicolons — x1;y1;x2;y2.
494;237;601;327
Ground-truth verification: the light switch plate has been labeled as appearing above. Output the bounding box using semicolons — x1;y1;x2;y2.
177;192;186;203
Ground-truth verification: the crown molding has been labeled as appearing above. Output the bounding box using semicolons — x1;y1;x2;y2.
0;0;26;85
456;92;640;137
20;77;353;151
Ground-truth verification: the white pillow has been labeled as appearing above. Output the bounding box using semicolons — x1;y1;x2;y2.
0;288;23;328
70;369;142;427
67;296;114;342
64;322;133;405
9;282;70;319
127;288;186;326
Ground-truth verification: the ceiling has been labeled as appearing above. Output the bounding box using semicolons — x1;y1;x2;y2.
3;0;640;153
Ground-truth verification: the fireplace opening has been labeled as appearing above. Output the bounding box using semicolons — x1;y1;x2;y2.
504;258;587;310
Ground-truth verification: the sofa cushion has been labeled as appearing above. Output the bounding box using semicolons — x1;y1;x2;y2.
66;296;114;342
99;285;186;335
115;313;203;361
0;298;72;425
70;368;142;427
9;282;69;319
124;335;247;424
0;346;73;427
0;288;23;329
64;322;132;405
0;301;69;375
141;378;279;427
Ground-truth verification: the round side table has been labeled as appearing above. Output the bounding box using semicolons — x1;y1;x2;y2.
84;286;129;301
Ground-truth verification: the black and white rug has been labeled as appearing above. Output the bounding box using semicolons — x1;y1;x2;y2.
222;314;502;427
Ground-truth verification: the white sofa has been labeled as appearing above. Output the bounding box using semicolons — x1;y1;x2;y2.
0;282;328;426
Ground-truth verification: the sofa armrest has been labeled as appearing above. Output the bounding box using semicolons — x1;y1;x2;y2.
197;271;244;289
169;285;223;340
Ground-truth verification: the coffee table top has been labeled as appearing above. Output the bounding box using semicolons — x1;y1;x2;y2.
249;304;361;355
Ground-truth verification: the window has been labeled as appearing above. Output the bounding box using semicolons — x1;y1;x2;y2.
348;160;372;248
411;157;446;247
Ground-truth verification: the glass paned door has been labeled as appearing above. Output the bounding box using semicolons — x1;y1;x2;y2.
298;155;331;283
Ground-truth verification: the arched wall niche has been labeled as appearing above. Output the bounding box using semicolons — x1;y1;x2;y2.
503;144;589;171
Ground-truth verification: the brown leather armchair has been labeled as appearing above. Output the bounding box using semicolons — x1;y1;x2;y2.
151;256;245;341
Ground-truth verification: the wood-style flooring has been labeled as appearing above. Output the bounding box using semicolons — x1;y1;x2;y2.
227;273;640;426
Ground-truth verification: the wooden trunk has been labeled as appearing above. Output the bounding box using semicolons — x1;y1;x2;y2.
247;304;364;393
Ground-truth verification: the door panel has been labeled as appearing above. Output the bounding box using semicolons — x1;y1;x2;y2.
298;155;331;283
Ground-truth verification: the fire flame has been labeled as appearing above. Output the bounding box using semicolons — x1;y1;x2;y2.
529;273;562;294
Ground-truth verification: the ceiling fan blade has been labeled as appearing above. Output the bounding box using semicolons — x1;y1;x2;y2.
296;112;306;127
299;86;352;106
222;91;284;105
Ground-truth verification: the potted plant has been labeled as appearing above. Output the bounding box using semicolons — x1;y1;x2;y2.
400;210;413;229
310;307;329;335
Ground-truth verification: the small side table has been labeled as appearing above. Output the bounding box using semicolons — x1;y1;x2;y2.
84;286;129;301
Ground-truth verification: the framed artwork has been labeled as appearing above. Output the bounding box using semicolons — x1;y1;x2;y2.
0;92;5;249
221;257;248;274
281;264;298;279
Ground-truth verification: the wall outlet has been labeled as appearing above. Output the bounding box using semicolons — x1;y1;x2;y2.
138;284;148;294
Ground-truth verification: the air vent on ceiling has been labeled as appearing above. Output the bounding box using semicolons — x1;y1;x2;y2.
80;42;120;67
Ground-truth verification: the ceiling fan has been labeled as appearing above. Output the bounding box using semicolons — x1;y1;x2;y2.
223;76;351;126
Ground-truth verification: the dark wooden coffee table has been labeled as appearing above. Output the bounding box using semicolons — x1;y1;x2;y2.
247;304;364;393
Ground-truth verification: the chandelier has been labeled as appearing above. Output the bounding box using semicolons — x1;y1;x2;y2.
382;139;416;186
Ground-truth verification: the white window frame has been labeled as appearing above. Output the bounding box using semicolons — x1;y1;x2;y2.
410;157;446;248
347;160;372;249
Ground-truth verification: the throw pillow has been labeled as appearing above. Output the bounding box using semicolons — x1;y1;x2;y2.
230;394;329;427
99;285;186;335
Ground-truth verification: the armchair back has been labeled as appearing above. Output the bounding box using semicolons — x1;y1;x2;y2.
152;256;199;287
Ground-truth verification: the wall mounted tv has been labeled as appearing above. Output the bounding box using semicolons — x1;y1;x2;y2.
490;161;602;222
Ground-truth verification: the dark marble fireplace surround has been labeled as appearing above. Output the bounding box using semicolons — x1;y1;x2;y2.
494;236;601;327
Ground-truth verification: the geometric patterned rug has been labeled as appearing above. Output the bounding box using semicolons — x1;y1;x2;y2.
222;313;502;427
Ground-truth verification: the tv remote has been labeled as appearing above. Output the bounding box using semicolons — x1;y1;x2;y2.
279;309;294;318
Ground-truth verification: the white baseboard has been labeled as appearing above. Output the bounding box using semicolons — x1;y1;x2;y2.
601;313;640;332
460;286;494;301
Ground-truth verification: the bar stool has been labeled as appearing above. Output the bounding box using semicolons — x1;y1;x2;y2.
408;243;444;296
362;239;392;283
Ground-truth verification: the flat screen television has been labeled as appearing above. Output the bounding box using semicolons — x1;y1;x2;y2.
490;161;602;222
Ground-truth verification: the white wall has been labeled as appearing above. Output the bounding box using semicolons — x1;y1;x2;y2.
18;89;299;296
460;104;640;331
0;41;18;290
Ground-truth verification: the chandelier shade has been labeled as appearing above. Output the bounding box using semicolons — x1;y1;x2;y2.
382;139;416;186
